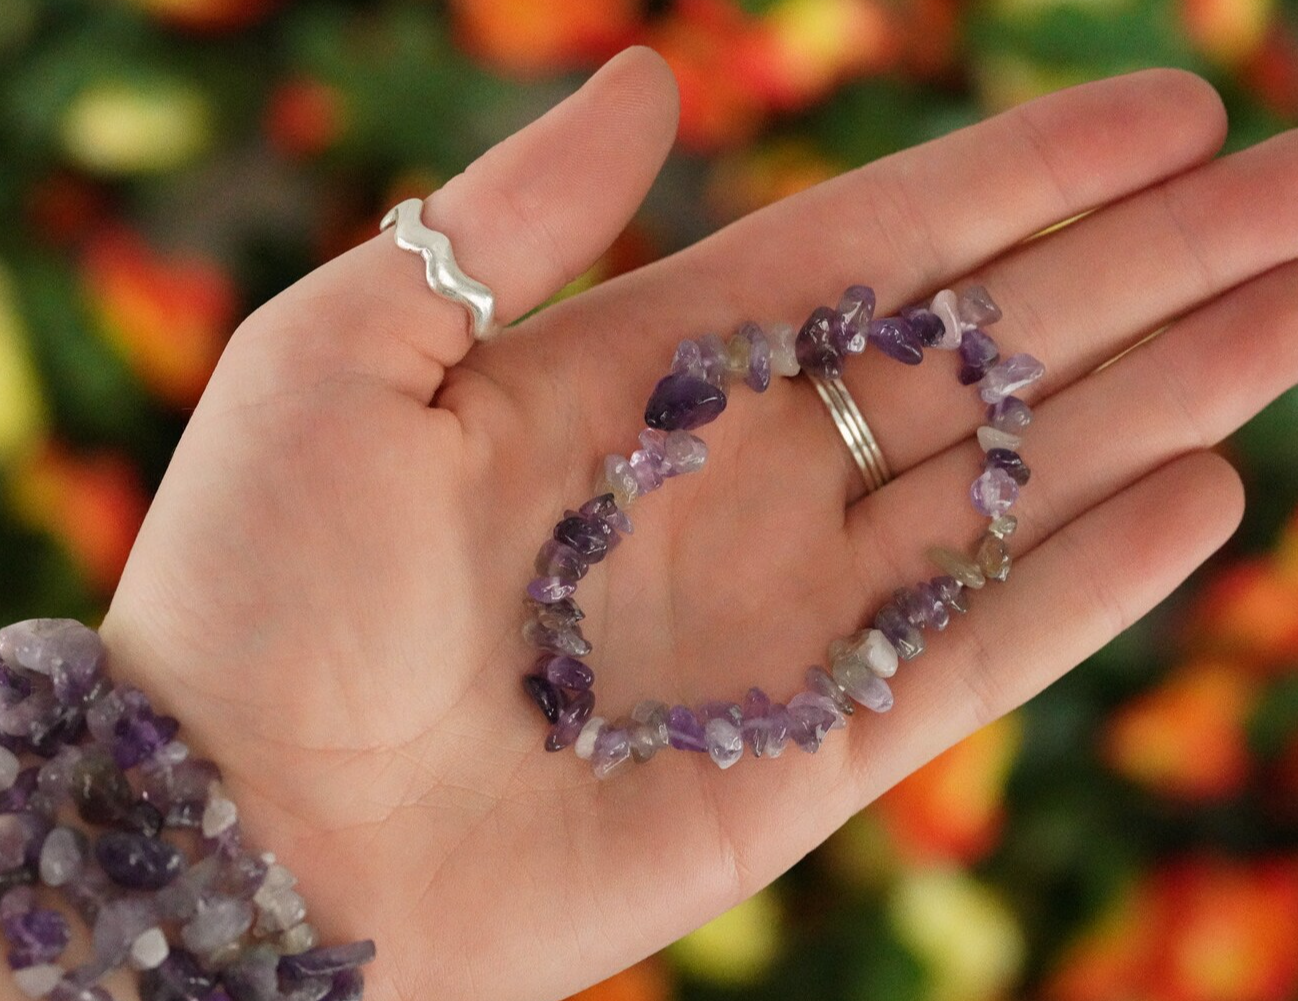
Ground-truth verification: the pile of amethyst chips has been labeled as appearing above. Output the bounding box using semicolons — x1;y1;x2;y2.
0;619;375;1000
521;283;1045;780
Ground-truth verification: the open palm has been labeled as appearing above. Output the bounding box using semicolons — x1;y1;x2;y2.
98;47;1298;1001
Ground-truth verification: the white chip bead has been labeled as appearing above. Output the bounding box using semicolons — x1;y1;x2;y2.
977;425;1022;451
201;785;238;838
930;289;963;350
768;322;800;377
130;927;170;971
0;745;19;792
574;716;606;760
13;964;63;998
859;628;899;678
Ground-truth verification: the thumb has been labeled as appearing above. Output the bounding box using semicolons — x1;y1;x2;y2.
236;45;680;400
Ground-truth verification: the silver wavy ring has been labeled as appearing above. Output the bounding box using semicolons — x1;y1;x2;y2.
808;375;891;494
381;198;499;341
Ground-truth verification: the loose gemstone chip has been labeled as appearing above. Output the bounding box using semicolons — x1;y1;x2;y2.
976;425;1023;452
13;965;63;998
958;284;1002;327
928;548;986;590
665;706;707;752
873;605;924;661
867;316;923;365
987;396;1032;433
69;750;134;827
795;306;846;379
94;832;185;891
129;927;170;971
0;812;48;872
767;322;800;377
979;353;1045;403
644;373;728;431
179;896;253;956
522;676;563;724
704;719;744;770
957;328;1000;385
929;289;963;350
971;467;1020;518
975;533;1012;582
985;448;1031;485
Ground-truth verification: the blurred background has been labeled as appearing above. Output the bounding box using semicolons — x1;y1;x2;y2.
0;0;1296;998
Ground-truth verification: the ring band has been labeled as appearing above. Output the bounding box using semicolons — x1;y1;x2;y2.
381;198;499;341
808;375;891;493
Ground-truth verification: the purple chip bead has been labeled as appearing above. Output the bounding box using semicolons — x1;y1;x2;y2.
697;701;741;726
736;323;772;391
893;587;929;630
914;582;951;630
526;576;576;604
522;676;562;724
553;515;609;563
971;467;1020;517
0;620;105;708
985;448;1031;486
901;306;946;348
804;665;852;719
987;396;1033;433
665;706;707;752
591;727;632;779
3;908;70;968
931;575;970;613
279;940;376;979
534;540;587;584
866;316;923;365
957;327;1000;385
794;306;846;380
979;353;1045;403
644;373;727;431
833;285;874;355
540;655;593;692
0;768;38;814
545;690;594;751
94;832;185;890
671;339;705;378
874;604;924;660
697;333;730;387
786;693;838;753
628;449;666;494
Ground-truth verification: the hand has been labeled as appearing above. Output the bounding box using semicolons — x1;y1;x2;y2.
100;46;1298;1001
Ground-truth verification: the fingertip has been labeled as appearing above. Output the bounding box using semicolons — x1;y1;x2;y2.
591;44;681;152
1128;67;1229;159
1188;448;1246;541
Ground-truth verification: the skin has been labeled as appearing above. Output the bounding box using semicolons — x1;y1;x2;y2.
93;45;1298;1001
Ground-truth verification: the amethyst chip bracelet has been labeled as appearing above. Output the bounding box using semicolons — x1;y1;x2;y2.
521;284;1045;779
0;619;375;1000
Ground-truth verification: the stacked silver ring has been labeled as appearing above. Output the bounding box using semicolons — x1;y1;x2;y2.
808;375;891;494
